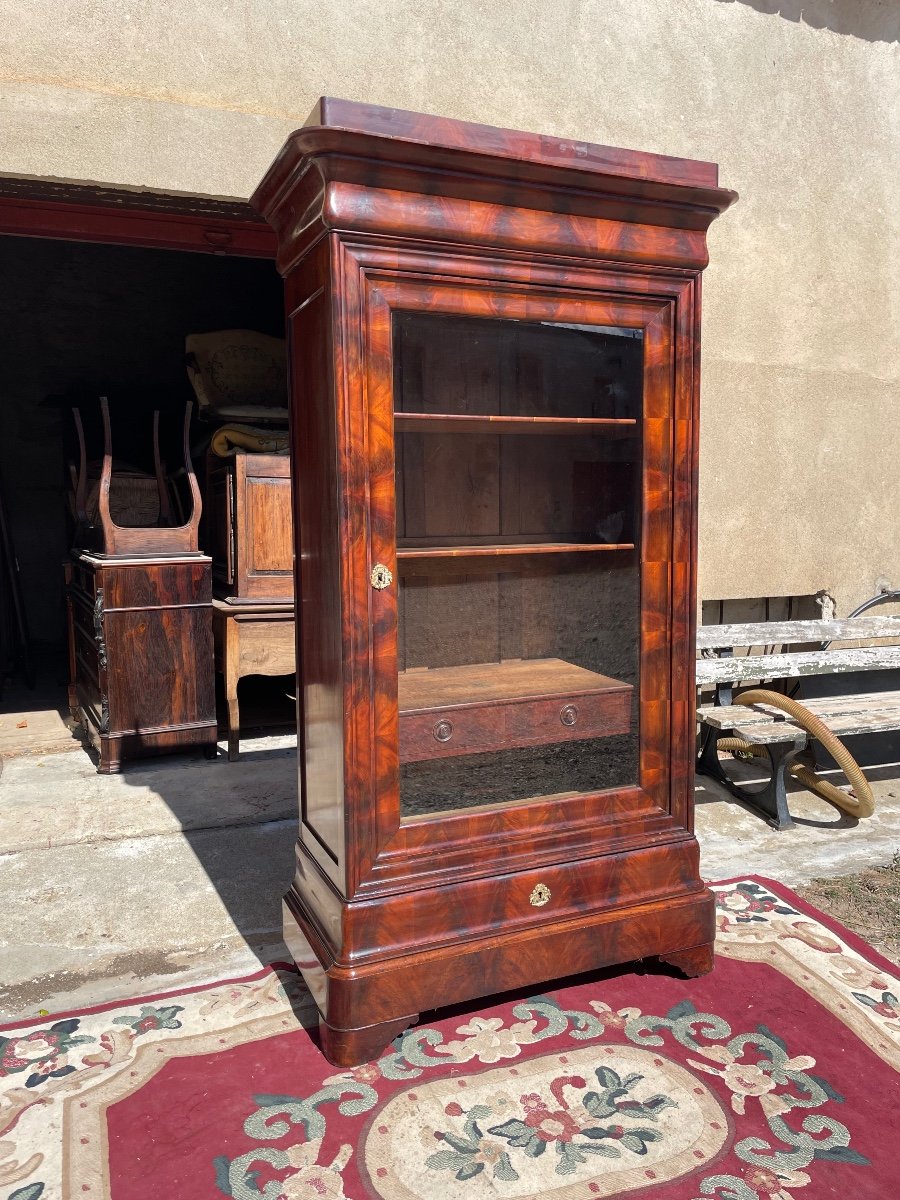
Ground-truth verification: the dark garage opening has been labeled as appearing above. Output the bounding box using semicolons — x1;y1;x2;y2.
0;232;287;756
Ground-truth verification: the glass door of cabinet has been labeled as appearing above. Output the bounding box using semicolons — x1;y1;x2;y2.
391;311;644;819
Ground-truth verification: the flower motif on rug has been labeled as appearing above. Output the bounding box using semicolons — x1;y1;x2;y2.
111;1004;184;1035
851;989;900;1021
0;1020;92;1089
425;1065;674;1183
685;1035;816;1118
215;995;868;1200
0;882;896;1200
433;1015;540;1063
738;1164;810;1199
714;881;799;926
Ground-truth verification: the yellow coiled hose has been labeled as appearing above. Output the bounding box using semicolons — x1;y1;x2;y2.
716;687;874;819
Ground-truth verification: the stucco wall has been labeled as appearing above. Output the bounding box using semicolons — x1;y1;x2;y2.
1;0;898;615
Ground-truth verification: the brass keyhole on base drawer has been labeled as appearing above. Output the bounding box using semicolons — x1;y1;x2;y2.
433;719;454;743
530;883;551;907
560;704;578;727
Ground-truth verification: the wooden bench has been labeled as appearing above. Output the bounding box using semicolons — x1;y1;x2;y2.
696;616;900;829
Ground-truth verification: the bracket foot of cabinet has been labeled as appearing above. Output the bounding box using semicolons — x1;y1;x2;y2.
318;1013;420;1069
658;942;716;979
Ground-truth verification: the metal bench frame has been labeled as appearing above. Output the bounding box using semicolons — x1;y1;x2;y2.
697;723;806;829
695;617;900;830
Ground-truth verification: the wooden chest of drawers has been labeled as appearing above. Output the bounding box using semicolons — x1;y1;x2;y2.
65;552;217;773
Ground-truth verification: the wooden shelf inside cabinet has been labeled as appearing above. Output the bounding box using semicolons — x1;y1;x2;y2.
394;414;638;437
397;540;634;559
396;540;635;573
398;658;632;763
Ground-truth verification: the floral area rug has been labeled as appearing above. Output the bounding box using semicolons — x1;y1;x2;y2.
2;877;899;1200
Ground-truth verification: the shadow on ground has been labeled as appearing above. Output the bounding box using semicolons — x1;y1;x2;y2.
0;672;299;1018
709;0;899;43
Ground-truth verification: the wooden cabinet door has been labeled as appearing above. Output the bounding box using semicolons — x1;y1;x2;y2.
345;258;696;897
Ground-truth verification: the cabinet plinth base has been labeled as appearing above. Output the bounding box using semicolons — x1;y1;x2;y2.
318;1013;420;1067
282;847;716;1067
77;710;219;775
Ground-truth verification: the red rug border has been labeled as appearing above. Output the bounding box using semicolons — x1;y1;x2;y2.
3;874;896;1033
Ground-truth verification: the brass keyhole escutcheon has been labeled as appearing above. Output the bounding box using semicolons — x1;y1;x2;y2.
370;563;393;590
530;883;551;907
433;719;454;743
560;704;578;727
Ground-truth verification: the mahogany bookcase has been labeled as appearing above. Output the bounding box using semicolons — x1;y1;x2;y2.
253;98;737;1066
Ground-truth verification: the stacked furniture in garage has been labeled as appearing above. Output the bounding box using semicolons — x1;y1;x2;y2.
65;399;217;773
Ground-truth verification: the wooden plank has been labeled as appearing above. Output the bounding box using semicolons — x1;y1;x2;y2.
699;689;900;743
695;645;900;686
733;710;900;744
699;703;794;729
724;723;805;744
700;689;900;727
696;615;900;650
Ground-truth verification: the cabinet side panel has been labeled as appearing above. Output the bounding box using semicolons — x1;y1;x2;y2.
287;247;345;882
671;278;701;831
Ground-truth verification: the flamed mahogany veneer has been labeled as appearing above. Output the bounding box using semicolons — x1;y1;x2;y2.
252;97;736;1066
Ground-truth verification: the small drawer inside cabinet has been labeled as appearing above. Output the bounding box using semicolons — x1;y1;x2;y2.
398;658;632;764
504;689;631;747
400;704;507;762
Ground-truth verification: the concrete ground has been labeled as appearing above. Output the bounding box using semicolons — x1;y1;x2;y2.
0;677;80;758
2;733;899;1022
0;731;298;1020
